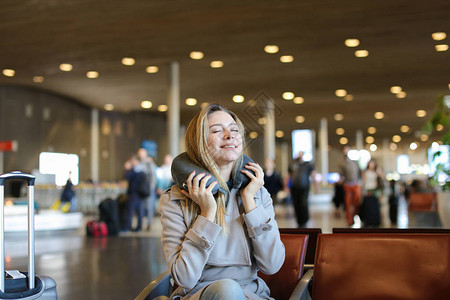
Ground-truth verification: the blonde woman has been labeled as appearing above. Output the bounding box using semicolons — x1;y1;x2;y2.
159;104;285;299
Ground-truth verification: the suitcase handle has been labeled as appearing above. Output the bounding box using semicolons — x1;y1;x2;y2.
0;172;35;186
0;172;36;292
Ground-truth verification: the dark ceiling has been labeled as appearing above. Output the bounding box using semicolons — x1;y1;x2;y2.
1;0;449;148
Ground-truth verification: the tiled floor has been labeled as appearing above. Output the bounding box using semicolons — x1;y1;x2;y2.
4;192;444;299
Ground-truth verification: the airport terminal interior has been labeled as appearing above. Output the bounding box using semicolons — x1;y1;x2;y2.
0;1;449;299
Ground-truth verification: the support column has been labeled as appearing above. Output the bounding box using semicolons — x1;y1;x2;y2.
319;118;329;186
280;141;289;177
382;138;389;172
356;130;364;150
264;100;275;160
91;109;99;182
168;62;180;157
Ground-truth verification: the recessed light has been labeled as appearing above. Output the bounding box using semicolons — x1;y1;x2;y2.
392;135;401;143
264;45;279;54
185;98;197;106
258;118;267;125
369;144;377;152
233;95;244;103
158;105;168;112
146;66;159;73
374;112;384;119
400;125;410;133
390;143;398;151
282;92;295;100
210;61;224;68
366;136;375;144
275;130;284;138
432;32;447;41
420;134;429;142
390;86;402;94
141;101;152;109
355;50;369;57
368;127;376;134
396;91;407;98
201;102;210;109
334;114;344;121
33;76;44;83
280;55;294;63
104;104;114;111
344;94;354;101
293;97;304;104
59;64;73;71
339;137;348;145
336;128;345;135
335;89;347;97
249;131;258;139
435;44;449;51
345;39;360;47
416;110;427;117
295;116;305;123
436;124;444;131
86;71;99;79
410;142;418;150
121;57;135;66
190;51;204;60
2;69;15;77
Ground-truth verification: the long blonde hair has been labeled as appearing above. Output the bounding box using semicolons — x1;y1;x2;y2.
183;103;246;232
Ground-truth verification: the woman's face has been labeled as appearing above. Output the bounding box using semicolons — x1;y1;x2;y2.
207;111;243;167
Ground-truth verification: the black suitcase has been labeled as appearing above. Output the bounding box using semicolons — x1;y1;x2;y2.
0;172;58;299
359;195;381;227
99;198;120;236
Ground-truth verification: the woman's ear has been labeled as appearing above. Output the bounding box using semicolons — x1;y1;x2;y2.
171;152;225;195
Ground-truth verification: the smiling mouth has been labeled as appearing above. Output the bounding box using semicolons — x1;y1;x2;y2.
221;145;236;148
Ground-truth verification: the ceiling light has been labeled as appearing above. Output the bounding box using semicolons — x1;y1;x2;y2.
432;32;447;41
201;102;210;109
410;142;418;150
104;104;114;111
396;91;407;98
334;114;344;121
400;125;410;133
233;95;244;103
392;135;401;143
436;124;444;131
264;45;279;54
416;110;427;117
367;127;376;134
190;51;204;60
158;105;168;112
369;144;377;152
141;101;152;109
185;98;197;106
335;89;347;97
344;94;354;101
210;61;224;68
390;86;402;94
295;116;305;123
355;50;369;57
293;97;304;104
282;92;295;100
280;55;294;63
121;57;135;66
435;44;449;51
345;39;360;47
146;66;159;73
339;137;348;145
33;76;44;83
374;112;384;120
2;69;15;77
249;131;258;139
366;136;375;144
420;134;429;142
336;128;345;135
258;118;267;125
59;64;73;71
390;143;398;151
86;71;99;79
275;130;284;138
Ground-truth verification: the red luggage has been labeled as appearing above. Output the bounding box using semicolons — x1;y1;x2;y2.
86;221;108;237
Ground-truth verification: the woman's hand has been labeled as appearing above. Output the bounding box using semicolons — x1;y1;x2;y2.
240;162;264;213
180;171;218;222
